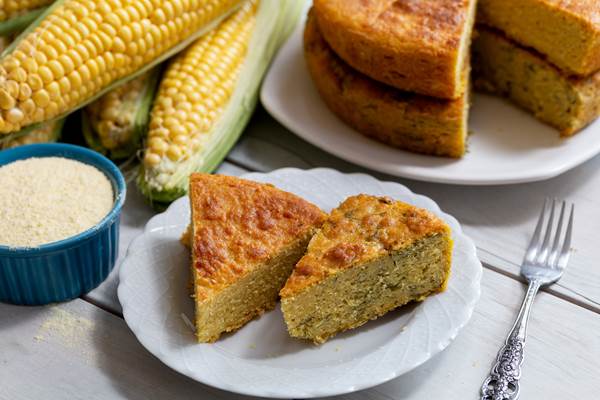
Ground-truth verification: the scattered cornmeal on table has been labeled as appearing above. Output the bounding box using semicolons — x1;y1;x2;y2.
0;157;113;248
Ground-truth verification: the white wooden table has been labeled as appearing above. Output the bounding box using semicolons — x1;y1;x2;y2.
2;107;599;399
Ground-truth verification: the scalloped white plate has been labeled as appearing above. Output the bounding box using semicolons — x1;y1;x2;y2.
260;21;600;185
118;168;481;398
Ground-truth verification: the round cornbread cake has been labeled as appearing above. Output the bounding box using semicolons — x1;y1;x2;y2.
312;0;477;99
304;11;468;158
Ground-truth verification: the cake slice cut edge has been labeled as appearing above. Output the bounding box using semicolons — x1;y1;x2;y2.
477;0;600;76
280;194;453;344
187;174;326;343
473;26;600;136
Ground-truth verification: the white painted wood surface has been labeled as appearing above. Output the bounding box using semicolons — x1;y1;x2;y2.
3;108;600;399
2;269;599;400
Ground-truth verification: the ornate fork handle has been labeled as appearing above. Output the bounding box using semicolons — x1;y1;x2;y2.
481;336;524;400
481;280;541;400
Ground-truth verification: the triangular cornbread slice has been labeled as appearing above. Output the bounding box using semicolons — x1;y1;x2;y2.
280;195;452;344
187;174;326;342
313;0;477;99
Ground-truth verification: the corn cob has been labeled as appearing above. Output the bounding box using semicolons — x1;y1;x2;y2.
0;0;244;135
138;0;304;207
0;21;62;147
1;117;63;148
0;1;53;36
83;68;160;160
142;1;256;171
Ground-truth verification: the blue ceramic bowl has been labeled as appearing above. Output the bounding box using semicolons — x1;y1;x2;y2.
0;143;126;305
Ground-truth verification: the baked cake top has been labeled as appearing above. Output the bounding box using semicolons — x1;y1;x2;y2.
311;0;476;98
280;195;450;298
313;0;474;52
516;0;599;25
189;174;326;301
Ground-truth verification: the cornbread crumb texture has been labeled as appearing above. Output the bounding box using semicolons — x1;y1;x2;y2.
0;157;113;247
473;27;600;136
313;0;477;98
194;237;313;342
303;12;468;158
281;194;450;298
478;0;600;75
189;174;326;301
281;234;452;343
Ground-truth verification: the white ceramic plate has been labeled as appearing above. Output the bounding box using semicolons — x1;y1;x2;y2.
118;168;482;398
260;24;600;185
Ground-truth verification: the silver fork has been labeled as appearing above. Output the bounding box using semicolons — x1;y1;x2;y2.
481;199;574;400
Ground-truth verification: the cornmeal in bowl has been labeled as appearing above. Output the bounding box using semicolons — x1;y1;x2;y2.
280;194;452;344
184;174;325;343
0;157;113;248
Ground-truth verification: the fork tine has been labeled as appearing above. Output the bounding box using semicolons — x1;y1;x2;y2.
548;201;566;267
526;199;548;261
537;199;556;264
557;204;575;269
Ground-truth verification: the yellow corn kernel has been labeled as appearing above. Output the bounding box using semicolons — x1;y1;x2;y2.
0;90;15;110
0;0;243;134
143;0;256;169
166;144;182;161
143;152;161;167
6;108;24;123
148;137;169;154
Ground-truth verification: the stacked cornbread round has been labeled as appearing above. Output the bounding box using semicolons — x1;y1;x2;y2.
474;0;600;136
305;0;478;158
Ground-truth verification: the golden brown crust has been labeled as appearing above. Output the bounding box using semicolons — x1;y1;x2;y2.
313;0;476;99
478;0;600;76
281;194;451;298
189;174;326;302
304;12;468;158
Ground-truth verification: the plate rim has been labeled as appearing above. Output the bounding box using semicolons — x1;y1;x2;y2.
118;168;483;398
260;24;600;186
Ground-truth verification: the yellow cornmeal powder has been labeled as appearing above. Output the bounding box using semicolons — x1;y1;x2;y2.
0;157;114;247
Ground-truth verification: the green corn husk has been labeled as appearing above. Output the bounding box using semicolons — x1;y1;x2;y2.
82;68;161;160
137;0;304;209
0;0;244;135
0;5;49;36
